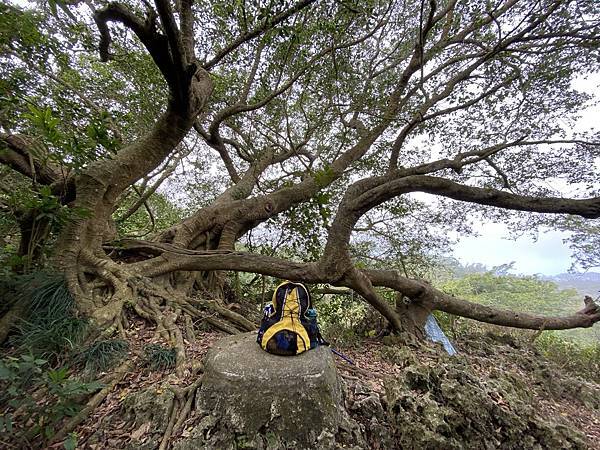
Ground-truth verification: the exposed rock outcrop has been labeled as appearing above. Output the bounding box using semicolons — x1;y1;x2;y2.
175;333;351;449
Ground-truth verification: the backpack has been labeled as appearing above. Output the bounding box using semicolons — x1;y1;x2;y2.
257;281;326;355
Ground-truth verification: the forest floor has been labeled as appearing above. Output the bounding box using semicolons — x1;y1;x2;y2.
3;314;599;449
56;316;600;450
335;333;600;448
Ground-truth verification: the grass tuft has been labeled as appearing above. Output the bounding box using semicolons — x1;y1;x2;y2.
9;271;88;361
143;343;176;371
78;339;129;374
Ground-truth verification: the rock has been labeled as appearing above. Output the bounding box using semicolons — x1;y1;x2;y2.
121;381;176;449
187;333;344;449
122;382;175;433
379;345;417;368
384;360;588;449
351;393;384;420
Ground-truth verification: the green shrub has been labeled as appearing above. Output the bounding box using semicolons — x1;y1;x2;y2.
318;293;368;330
0;244;22;290
535;332;600;383
25;273;75;317
15;316;88;361
322;323;362;348
432;310;475;340
0;354;102;445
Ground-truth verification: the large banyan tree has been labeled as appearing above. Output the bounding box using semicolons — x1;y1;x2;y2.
1;0;599;359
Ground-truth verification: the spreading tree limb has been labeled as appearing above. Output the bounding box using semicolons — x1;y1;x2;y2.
202;0;317;70
366;269;600;330
0;134;61;184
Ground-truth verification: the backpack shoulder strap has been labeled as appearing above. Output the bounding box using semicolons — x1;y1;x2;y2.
294;282;311;308
271;281;291;315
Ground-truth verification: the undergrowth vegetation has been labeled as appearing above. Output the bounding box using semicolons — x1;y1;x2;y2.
0;272;98;447
315;279;600;384
143;343;176;371
535;332;600;383
0;269;598;448
77;339;129;375
318;291;386;347
3;272;88;363
0;271;186;447
0;354;102;447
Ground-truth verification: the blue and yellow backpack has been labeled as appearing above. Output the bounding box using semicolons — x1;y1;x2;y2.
257;281;326;355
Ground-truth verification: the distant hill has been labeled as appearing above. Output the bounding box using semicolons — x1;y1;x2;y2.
544;272;600;296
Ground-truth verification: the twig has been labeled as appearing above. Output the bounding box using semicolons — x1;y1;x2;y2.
203;0;316;70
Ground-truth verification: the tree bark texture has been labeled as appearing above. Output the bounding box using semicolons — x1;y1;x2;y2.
2;0;600;343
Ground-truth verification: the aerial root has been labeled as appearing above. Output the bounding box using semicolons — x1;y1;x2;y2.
116;314;126;338
184;314;196;344
160;371;204;450
130;294;187;371
163;308;186;376
70;254;257;367
192;298;256;331
159;398;179;450
81;248;257;333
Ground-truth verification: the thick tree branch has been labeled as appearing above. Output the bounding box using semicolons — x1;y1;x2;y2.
0;134;61;184
154;0;187;70
365;270;600;330
179;0;195;63
126;241;600;333
113;243;397;330
344;268;403;330
194;122;241;183
130;246;322;281
365;269;600;330
354;175;600;219
436;294;600;330
323;160;599;275
94;3;178;93
94;3;155;61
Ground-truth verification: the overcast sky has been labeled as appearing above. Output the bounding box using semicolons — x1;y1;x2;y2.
452;74;599;276
452;224;578;275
